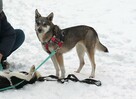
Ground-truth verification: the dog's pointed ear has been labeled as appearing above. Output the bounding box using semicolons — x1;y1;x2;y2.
47;12;54;21
53;25;60;36
35;9;41;19
54;25;59;33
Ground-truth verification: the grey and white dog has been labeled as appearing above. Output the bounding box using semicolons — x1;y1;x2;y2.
35;9;108;78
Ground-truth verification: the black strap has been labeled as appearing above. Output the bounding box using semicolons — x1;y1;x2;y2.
80;79;102;86
41;74;102;86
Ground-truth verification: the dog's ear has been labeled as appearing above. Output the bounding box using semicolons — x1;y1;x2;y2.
47;12;54;21
53;25;60;36
54;25;59;33
35;9;41;19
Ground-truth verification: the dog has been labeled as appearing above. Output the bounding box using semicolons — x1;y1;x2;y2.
0;65;44;90
35;9;108;78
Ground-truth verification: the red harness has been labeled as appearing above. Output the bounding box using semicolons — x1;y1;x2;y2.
45;36;63;54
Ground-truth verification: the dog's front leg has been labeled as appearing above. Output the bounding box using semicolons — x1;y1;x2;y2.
51;55;60;77
55;53;65;78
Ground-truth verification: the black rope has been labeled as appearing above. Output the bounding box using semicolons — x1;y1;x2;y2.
41;74;102;86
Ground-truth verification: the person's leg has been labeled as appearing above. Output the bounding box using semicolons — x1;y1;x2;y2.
1;29;25;69
10;29;25;52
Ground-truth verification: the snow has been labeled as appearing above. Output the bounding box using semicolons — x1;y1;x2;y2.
0;0;136;99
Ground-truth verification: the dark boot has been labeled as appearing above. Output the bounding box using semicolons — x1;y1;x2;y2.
1;60;10;69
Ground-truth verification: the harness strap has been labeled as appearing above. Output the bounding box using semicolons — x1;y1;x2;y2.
51;36;63;47
45;43;51;54
45;36;63;54
42;74;102;86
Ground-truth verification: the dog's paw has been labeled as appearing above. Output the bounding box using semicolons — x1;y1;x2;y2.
89;75;95;78
75;70;80;73
56;72;59;77
30;65;35;74
60;74;65;79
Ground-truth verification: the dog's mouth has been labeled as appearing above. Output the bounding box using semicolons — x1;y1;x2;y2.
36;24;51;33
43;25;50;33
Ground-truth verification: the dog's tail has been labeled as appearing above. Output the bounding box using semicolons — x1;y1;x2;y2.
96;40;109;53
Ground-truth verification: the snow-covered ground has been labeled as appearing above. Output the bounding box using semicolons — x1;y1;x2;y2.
0;0;136;99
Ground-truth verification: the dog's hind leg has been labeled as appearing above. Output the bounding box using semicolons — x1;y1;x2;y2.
86;47;96;78
85;30;97;78
51;55;60;77
55;53;65;78
76;43;85;73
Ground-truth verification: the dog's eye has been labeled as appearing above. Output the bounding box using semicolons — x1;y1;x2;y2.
36;22;39;26
36;20;40;26
37;23;40;26
43;23;47;27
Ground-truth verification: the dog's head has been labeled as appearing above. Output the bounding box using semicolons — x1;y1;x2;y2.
35;9;54;42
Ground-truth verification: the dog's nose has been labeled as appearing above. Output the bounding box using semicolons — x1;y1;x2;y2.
38;28;42;33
